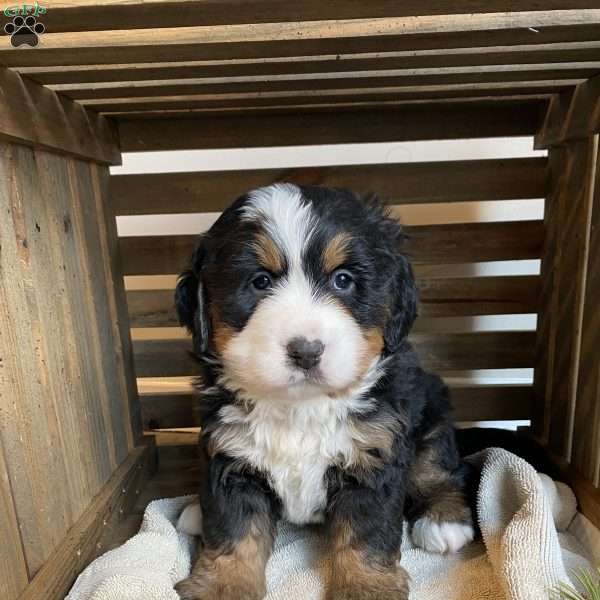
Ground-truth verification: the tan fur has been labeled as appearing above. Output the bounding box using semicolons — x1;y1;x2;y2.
326;521;409;600
253;232;284;273
322;232;352;273
411;436;471;524
176;519;273;600
210;305;236;356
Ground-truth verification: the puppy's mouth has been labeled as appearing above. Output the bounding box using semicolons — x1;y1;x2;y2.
286;365;325;387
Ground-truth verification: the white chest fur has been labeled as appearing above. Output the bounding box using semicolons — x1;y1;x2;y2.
215;395;369;525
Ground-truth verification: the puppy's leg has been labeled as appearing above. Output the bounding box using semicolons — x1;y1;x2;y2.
176;456;279;600
326;480;409;600
408;423;474;555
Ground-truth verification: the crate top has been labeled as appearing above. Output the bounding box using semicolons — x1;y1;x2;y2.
0;2;599;161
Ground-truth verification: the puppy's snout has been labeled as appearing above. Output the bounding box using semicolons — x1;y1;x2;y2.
286;337;324;370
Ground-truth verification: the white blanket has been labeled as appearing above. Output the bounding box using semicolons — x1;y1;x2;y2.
67;448;592;600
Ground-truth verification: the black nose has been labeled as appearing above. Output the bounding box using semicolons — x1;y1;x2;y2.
286;337;324;370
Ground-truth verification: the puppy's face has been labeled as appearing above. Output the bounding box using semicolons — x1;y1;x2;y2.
176;184;416;401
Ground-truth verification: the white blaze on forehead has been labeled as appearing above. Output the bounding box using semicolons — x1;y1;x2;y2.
242;183;317;268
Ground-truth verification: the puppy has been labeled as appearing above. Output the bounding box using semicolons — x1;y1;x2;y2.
174;184;474;600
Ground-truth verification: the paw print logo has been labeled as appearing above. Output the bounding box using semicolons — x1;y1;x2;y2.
4;15;44;47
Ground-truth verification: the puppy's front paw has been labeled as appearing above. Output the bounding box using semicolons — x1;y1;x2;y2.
411;516;474;554
175;577;262;600
327;565;409;600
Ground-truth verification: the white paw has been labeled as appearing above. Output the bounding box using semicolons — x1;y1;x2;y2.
411;517;474;554
176;502;203;536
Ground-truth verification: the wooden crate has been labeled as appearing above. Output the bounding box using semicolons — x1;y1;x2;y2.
0;3;599;598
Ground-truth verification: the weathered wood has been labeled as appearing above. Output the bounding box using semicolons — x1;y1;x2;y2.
0;67;120;165
547;139;597;461
112;158;547;216
91;86;560;115
0;443;28;600
22;46;600;86
19;446;154;600
139;384;534;429
572;135;600;484
126;276;540;328
117;103;542;151
28;2;600;33
535;73;600;148
119;220;543;276
59;68;592;102
5;20;600;69
132;331;536;378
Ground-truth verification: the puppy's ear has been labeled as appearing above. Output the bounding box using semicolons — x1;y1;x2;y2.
383;254;418;353
175;241;210;354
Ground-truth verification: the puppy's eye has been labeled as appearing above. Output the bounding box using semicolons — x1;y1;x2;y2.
251;273;272;291
331;270;354;291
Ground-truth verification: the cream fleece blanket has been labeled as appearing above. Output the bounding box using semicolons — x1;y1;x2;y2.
67;448;592;600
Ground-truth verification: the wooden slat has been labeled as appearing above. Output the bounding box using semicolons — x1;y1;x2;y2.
27;2;600;33
0;442;28;600
4;20;600;69
58;69;594;102
535;73;600;148
19;445;154;600
21;46;600;86
119;220;543;276
111;158;547;216
139;384;534;429
90;86;564;115
132;331;536;377
126;276;540;328
0;67;119;165
572;136;600;484
117;103;542;152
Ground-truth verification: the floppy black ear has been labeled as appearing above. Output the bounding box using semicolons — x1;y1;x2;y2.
175;241;210;354
383;254;418;353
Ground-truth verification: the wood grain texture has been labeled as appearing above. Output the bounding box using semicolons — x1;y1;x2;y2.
572;135;600;484
546;139;597;460
117;103;542;151
126;276;540;328
111;158;547;216
139;384;534;430
0;67;119;165
26;2;600;33
19;445;154;600
119;220;544;276
132;331;536;378
0;141;136;577
535;73;600;148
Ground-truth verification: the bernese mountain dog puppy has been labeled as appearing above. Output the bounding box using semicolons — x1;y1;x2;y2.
174;184;474;600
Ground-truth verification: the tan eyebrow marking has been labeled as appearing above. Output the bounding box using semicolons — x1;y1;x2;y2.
322;232;352;273
253;232;284;273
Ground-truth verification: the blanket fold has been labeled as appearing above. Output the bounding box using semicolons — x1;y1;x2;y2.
67;448;591;600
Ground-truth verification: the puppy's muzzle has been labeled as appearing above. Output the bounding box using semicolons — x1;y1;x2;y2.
286;337;325;370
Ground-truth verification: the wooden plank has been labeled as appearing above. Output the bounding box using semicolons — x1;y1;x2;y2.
4;20;600;68
117;103;542;152
58;68;594;102
27;2;600;33
132;331;536;377
90;86;562;115
572;135;600;484
90;163;143;445
126;276;540;328
535;73;600;148
0;67;120;165
119;220;544;276
22;46;600;86
111;158;547;216
139;384;534;429
0;440;28;600
19;445;154;600
548;139;597;460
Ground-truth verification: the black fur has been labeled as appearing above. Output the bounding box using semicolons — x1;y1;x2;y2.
176;185;470;599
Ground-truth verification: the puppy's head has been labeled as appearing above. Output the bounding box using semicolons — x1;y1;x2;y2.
176;184;416;400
